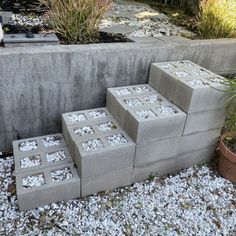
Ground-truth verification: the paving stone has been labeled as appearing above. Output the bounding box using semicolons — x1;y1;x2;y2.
16;163;80;211
125;103;187;144
13;133;67;158
133;146;215;183
74;131;135;179
14;146;73;174
101;25;140;35
81;166;133;197
135;137;179;167
149;60;228;113
183;109;226;135
106;84;164;127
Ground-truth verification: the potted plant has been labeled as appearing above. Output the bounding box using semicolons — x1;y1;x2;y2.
218;77;236;182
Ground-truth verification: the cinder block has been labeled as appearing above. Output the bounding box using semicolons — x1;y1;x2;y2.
16;163;80;211
62;107;113;153
66;117;121;160
179;129;221;154
13;133;66;158
135;137;179;167
106;84;157;127
14;147;73;174
125;104;187;144
81;166;133;197
173;76;228;113
183;108;226;135
74;131;135;179
132;146;215;183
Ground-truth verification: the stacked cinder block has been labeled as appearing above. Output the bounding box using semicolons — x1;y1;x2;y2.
106;84;188;182
13;134;80;211
62;108;136;197
149;60;227;173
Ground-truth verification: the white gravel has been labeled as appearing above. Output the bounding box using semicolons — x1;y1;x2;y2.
0;156;236;235
115;88;132;96
143;94;164;104
97;121;117;132
174;71;190;78
136;109;157;119
20;155;42;169
188;79;208;87
19;140;37;152
68;113;87;123
74;126;95;136
82;138;104;152
22;173;45;189
46;151;67;164
42;137;61;148
124;98;143;107
51;167;73;182
192;69;210;76
88;110;107;119
156;105;178;116
133;85;151;94
106;134;128;146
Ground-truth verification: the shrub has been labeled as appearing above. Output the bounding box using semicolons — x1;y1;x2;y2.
40;0;111;44
197;0;236;39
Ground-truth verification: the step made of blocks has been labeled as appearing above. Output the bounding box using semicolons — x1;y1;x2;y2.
16;163;80;211
149;60;228;113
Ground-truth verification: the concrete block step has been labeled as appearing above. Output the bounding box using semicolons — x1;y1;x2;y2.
16;163;80;211
149;60;228;113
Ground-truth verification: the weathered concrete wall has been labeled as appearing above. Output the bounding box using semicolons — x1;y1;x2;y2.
0;37;236;150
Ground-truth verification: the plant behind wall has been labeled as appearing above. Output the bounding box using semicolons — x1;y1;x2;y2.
39;0;111;44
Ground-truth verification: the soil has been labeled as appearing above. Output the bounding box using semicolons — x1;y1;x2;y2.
224;135;236;154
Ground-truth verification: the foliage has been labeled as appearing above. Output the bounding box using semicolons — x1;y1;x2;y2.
39;0;111;44
197;0;236;39
223;77;236;132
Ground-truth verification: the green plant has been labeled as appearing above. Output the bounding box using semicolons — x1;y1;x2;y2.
197;0;236;39
223;77;236;132
40;0;111;44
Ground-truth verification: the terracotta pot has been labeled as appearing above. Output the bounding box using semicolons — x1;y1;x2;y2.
218;132;236;182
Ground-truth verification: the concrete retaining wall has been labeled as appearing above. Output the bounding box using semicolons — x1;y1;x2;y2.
1;37;236;150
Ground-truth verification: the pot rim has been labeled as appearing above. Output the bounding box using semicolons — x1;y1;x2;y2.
219;132;236;163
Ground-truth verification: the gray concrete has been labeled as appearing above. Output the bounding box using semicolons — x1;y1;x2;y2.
16;163;80;211
74;131;135;178
14;147;73;174
125;103;187;144
1;37;236;150
4;33;59;48
183;108;226;135
81;166;133;197
13;133;66;158
132;146;215;183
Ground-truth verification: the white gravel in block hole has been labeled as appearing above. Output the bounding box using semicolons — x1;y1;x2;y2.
68;113;87;123
115;88;132;96
174;71;189;78
19;140;37;152
47;151;67;164
43;136;61;148
73;126;95;136
97;121;117;132
176;61;194;67
1;156;236;235
209;77;225;84
133;85;151;94
136;109;157;119
88;110;107;119
156;106;178;116
20;155;41;169
22;174;45;189
106;134;128;146
124;98;143;107
51;167;73;182
192;69;209;76
159;63;175;69
82;138;104;152
144;95;164;104
188;79;208;87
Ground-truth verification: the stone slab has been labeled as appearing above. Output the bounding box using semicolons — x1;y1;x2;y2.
183;108;226;135
74;131;135;179
101;25;139;35
13;133;67;158
14;146;73;174
125;103;187;144
132;146;215;183
81;166;133;197
16;163;80;211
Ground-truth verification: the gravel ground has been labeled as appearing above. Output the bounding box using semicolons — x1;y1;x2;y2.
1;155;236;235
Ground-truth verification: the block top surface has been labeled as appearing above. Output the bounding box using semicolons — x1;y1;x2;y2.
62;107;113;127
